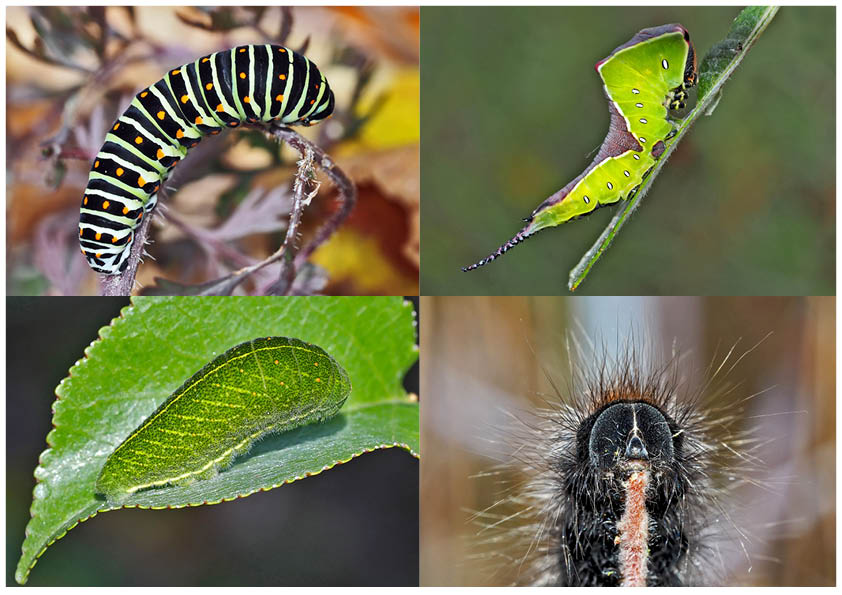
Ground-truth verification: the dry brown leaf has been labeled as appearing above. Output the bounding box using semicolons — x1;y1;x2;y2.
336;144;419;266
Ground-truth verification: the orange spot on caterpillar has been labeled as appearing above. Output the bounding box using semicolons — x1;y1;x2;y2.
205;83;213;90
181;94;189;104
239;48;246;53
140;91;148;98
310;99;315;105
112;236;119;243
216;104;224;112
116;168;124;177
202;57;209;63
138;175;146;187
176;129;184;139
239;72;246;79
243;96;250;104
276;94;284;102
96;252;102;259
157;111;165;120
279;48;286;53
279;74;286;80
122;206;129;215
95;232;102;240
94;160;99;168
135;136;143;144
84;196;88;205
171;69;181;76
229;122;239;127
153;185;159;192
194;116;203;125
102;200;110;209
79;228;83;237
113;123;120;131
156;148;165;160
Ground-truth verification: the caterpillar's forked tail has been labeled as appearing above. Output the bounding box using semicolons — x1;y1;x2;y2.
462;224;534;272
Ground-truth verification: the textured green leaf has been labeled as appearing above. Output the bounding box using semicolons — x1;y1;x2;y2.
568;6;780;291
16;296;418;584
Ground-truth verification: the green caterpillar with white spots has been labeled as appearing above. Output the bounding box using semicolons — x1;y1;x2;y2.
463;24;697;272
79;44;335;275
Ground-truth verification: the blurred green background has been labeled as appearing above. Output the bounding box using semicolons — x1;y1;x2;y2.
421;7;834;295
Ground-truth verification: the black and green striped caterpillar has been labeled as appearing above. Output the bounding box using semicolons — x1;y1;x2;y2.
78;44;335;275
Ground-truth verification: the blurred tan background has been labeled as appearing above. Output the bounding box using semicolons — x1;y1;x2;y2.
420;296;834;586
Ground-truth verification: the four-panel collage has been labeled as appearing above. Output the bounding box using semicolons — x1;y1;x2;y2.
5;4;837;589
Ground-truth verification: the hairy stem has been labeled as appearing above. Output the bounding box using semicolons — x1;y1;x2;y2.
264;125;357;295
98;212;152;296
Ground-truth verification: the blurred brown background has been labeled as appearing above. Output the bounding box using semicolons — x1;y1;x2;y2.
420;296;835;586
7;6;419;295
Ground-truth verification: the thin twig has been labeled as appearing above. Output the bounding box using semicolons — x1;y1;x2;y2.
98;211;152;296
272;145;316;294
264;124;357;295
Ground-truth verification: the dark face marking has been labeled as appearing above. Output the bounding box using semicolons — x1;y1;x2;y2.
587;402;675;471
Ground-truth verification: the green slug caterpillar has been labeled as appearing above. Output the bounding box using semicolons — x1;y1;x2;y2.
79;44;335;275
96;336;350;504
463;24;697;271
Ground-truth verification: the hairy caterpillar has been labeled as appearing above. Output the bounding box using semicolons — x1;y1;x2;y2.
463;24;697;271
473;335;761;586
96;336;351;504
78;44;335;275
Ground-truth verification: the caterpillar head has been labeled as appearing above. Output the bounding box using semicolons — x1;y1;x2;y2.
584;401;678;481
